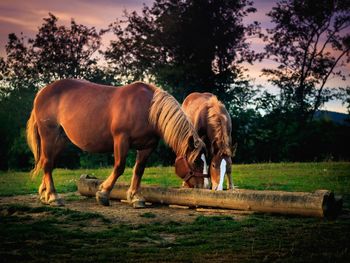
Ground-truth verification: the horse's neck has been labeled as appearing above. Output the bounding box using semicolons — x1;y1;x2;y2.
206;110;229;158
195;120;215;160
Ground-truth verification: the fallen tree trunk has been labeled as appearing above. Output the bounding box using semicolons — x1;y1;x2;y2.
77;175;342;219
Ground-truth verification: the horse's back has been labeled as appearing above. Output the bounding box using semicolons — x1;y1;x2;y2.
182;92;215;123
33;79;156;152
34;79;154;120
182;91;232;142
183;92;213;108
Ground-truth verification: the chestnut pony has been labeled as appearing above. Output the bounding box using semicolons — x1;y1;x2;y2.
27;79;206;207
182;92;236;190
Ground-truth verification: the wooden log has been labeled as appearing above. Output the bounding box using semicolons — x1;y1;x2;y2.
77;175;342;219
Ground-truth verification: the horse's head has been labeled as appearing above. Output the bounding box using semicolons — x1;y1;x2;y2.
209;154;232;190
175;135;209;188
209;142;237;190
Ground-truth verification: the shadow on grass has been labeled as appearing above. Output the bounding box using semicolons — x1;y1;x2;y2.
1;204;350;262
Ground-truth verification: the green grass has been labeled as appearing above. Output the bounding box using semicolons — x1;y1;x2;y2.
1;162;350;262
1;204;349;262
1;162;349;196
0;166;178;196
234;162;350;194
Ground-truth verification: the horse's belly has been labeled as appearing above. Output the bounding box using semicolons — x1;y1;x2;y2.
63;125;114;153
74;136;113;153
130;134;159;150
77;138;113;153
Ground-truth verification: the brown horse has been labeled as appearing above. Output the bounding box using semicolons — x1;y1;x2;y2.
26;79;207;207
182;92;236;190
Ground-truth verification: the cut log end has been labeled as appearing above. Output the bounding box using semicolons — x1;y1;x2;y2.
323;193;343;220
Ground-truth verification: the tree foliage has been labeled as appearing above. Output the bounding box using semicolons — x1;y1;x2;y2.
105;0;261;101
0;14;110;170
263;0;350;121
31;13;110;83
340;86;350;114
0;5;349;171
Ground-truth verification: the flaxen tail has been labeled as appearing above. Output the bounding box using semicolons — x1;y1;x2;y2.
26;110;42;176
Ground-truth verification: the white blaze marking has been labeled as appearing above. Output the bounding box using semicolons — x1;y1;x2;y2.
204;178;210;189
217;159;226;191
201;154;208;175
201;154;210;189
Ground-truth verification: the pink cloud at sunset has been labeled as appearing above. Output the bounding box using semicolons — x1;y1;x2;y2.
0;0;154;56
0;0;348;113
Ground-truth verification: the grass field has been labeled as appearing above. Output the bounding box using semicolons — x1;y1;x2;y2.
1;162;350;262
1;162;349;197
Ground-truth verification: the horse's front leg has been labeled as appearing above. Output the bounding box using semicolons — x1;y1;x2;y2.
226;174;234;190
96;134;129;206
127;147;155;208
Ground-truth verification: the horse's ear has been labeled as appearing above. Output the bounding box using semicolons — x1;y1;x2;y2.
231;142;238;157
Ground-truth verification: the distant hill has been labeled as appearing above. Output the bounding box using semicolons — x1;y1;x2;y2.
314;110;350;126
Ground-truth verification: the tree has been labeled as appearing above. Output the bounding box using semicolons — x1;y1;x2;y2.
31;13;109;84
263;0;350;122
105;0;261;102
340;86;350;114
0;33;37;169
0;13;111;170
1;13;109;94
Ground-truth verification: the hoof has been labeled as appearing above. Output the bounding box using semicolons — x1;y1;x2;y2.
48;198;65;207
132;200;146;209
39;194;65;207
39;194;46;202
128;193;145;209
96;190;110;206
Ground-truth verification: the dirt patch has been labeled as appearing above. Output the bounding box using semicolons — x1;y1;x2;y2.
0;192;249;225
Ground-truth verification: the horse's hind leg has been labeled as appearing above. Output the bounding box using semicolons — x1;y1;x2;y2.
96;134;129;206
127;147;155;208
38;126;67;206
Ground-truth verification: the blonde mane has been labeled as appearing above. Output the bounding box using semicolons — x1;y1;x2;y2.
207;96;232;156
149;86;204;164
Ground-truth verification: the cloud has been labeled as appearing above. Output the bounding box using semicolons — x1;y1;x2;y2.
0;0;153;57
0;15;34;29
0;0;348;114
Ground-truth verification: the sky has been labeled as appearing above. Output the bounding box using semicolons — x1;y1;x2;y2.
0;0;348;113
